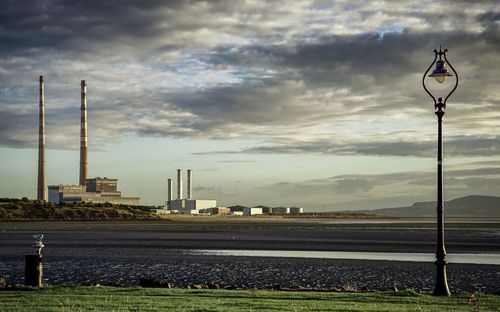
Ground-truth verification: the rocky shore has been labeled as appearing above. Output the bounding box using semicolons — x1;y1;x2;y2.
1;253;499;294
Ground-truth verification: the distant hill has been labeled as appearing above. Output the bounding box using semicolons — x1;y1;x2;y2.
362;195;500;217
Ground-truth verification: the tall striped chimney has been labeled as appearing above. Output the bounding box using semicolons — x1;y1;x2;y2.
187;169;192;199
79;80;88;186
37;76;46;201
176;169;182;199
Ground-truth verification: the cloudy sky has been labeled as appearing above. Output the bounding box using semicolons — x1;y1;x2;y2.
1;0;499;210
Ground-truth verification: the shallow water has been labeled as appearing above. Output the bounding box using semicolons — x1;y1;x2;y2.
194;249;500;265
316;217;500;224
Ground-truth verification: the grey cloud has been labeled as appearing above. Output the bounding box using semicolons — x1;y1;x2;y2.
193;186;221;193
477;11;500;46
194;185;237;198
462;177;500;191
160;27;500;150
354;136;500;158
448;160;500;169
198;20;500;131
205;31;481;88
165;80;311;126
196;135;500;157
0;109;37;148
0;0;187;56
446;167;500;178
335;171;429;184
0;101;83;149
332;178;374;194
0;0;306;58
264;163;500;205
269;177;374;197
1;0;500;160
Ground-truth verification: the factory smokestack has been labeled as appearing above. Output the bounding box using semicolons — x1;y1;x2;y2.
167;178;173;203
187;169;192;199
37;76;46;201
79;80;88;186
176;169;182;199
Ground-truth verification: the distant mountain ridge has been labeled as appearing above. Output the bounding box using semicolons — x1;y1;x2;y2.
361;195;500;217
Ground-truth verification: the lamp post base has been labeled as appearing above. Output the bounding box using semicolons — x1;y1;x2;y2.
433;259;451;296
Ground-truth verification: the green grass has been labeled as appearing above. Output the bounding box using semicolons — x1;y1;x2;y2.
0;286;498;312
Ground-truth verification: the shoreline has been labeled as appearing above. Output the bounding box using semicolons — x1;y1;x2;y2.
2;256;499;294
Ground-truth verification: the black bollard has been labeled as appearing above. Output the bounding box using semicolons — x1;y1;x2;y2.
25;254;43;287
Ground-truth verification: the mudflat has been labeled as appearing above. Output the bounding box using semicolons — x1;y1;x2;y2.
0;218;499;293
1;217;498;253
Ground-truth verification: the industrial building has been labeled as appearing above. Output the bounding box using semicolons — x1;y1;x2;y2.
243;207;263;216
48;185;86;204
169;199;218;212
38;77;139;205
166;169;217;214
86;177;118;193
48;178;139;205
200;207;231;215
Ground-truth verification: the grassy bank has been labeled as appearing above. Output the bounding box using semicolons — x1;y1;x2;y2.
0;286;498;312
0;198;159;221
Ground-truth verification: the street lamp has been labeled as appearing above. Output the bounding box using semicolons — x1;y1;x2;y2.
422;46;458;296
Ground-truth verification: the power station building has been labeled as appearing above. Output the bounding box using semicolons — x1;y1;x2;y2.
38;77;139;205
48;178;140;205
166;169;217;214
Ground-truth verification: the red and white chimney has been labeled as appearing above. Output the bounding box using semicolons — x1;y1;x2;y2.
79;80;88;186
37;76;46;201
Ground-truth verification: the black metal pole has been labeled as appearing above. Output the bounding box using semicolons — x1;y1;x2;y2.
423;47;457;296
434;98;451;296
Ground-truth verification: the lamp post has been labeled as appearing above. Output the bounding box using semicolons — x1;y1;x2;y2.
422;46;458;296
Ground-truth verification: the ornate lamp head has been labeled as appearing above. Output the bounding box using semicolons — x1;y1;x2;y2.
428;58;453;83
422;46;459;109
